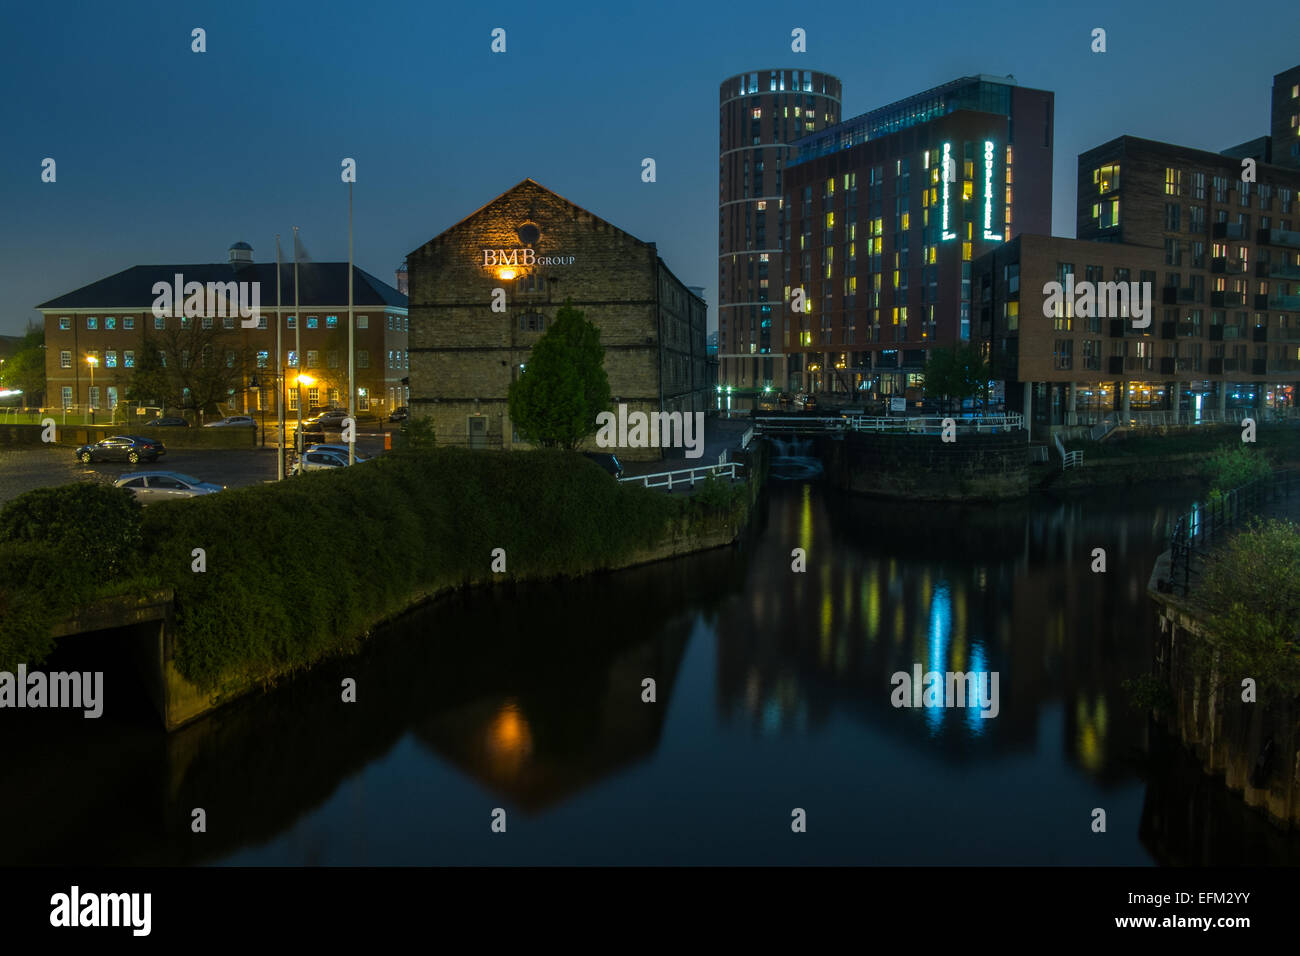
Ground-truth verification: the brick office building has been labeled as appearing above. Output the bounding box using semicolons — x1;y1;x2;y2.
405;179;708;457
781;75;1054;398
37;242;408;420
718;68;843;390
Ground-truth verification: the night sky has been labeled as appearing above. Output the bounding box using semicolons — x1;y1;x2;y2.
2;0;1297;335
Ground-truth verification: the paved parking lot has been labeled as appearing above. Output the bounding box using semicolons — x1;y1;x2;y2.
0;439;390;507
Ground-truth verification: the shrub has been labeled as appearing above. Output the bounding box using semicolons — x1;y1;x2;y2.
0;539;88;671
1197;518;1300;698
1202;445;1273;495
0;482;142;577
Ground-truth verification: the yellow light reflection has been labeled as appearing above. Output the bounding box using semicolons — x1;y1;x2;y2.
486;699;533;779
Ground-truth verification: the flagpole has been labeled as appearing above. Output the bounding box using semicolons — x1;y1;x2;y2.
294;225;302;469
347;180;355;465
276;234;284;481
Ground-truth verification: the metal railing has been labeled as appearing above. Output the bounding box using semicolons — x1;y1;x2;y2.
843;413;1024;435
1166;469;1297;597
619;461;744;490
1054;432;1084;471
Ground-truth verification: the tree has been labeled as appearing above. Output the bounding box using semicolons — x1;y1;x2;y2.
921;344;989;413
1198;518;1300;698
507;302;611;450
0;326;46;405
126;321;254;416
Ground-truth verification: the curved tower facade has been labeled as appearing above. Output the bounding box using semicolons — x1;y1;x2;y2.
719;68;842;390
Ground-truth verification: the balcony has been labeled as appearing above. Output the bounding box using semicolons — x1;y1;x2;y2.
1251;359;1267;375
1255;294;1271;310
1266;262;1300;280
1107;356;1124;375
1222;325;1245;339
1268;294;1300;310
1209;325;1224;341
1211;290;1244;307
1208;357;1224;374
1159;357;1176;375
1212;222;1246;240
1252;326;1268;342
1211;257;1227;273
1258;228;1300;248
1270;358;1300;372
1274;327;1300;342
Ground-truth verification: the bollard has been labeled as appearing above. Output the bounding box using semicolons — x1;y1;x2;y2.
384;432;392;451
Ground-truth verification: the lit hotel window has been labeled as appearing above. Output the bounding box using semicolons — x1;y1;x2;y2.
752;108;761;119
757;201;766;210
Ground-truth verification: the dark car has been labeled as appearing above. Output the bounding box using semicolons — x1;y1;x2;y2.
582;452;624;479
143;416;189;427
388;406;409;423
74;435;165;465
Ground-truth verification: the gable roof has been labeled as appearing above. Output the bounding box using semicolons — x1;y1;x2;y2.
37;262;406;311
407;178;653;258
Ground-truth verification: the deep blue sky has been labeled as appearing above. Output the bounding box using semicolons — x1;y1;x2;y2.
2;0;1297;336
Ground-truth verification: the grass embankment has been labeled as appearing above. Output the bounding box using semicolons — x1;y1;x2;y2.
1064;424;1300;461
0;447;750;693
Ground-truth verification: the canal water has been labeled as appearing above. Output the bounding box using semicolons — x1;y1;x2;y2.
5;464;1300;866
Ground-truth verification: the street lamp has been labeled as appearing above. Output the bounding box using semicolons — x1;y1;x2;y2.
86;355;98;424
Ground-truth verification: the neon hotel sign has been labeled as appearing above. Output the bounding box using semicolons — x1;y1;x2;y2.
940;140;1002;243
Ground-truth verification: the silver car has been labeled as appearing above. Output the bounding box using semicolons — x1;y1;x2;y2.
114;471;225;503
292;449;350;475
303;443;368;462
204;416;255;428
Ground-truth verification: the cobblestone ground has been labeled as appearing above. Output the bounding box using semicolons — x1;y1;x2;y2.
0;439;390;507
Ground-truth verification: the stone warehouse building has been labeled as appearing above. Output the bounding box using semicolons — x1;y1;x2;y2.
405;179;709;457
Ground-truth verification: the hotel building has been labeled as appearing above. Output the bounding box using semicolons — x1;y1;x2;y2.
781;74;1054;397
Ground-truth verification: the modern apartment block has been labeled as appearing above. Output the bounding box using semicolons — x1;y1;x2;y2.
405;179;708;457
718;68;842;390
781;75;1054;397
37;242;409;418
1271;65;1300;168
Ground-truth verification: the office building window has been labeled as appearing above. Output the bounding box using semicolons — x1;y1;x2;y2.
105;316;116;330
124;350;134;368
326;315;338;328
357;350;369;368
307;316;318;329
287;315;296;329
307;350;319;368
86;317;97;330
357;315;368;329
105;351;117;368
155;316;165;330
60;350;72;368
257;350;269;368
328;350;339;368
59;316;71;330
123;316;135;330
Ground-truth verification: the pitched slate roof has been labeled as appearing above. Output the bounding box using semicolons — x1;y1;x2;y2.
37;262;406;310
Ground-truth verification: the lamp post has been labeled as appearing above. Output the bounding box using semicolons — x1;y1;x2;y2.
86;354;98;425
249;373;267;447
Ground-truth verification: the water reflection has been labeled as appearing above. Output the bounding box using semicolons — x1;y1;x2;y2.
3;470;1295;864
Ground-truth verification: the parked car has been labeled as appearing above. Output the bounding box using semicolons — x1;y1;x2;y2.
291;449;350;475
302;443;368;462
204;416;255;428
74;435;165;464
582;452;624;479
388;406;409;423
114;471;223;503
143;417;189;427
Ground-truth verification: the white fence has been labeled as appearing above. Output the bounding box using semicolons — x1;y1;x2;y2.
619;461;745;491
